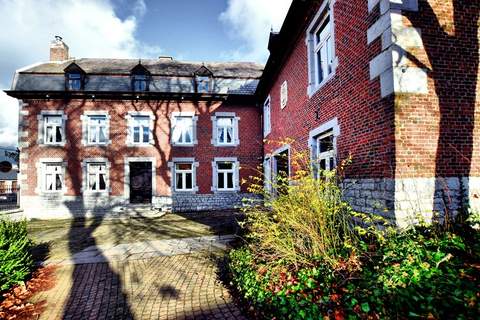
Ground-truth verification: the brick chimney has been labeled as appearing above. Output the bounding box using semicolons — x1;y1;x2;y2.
50;36;69;61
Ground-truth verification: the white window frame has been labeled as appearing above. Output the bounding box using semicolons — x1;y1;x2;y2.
171;112;198;147
35;158;67;194
264;156;272;193
272;144;291;185
126;112;154;147
211;157;240;193
263;96;271;137
81;111;111;146
316;131;336;171
37;111;67;146
280;80;288;109
308;117;340;176
306;0;338;97
211;112;240;147
168;158;199;193
82;158;110;194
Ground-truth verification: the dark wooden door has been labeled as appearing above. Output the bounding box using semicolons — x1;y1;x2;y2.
129;162;152;204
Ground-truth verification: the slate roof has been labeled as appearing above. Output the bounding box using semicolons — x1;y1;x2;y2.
10;58;264;96
20;58;263;78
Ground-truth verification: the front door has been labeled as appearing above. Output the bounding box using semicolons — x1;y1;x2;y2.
129;162;152;204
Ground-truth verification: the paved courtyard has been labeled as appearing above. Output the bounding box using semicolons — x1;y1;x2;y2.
27;212;249;319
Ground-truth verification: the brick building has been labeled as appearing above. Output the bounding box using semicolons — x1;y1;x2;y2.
6;0;480;225
258;0;479;227
7;37;263;219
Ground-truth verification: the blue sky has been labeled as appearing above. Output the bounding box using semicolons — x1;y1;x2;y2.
112;0;237;61
0;0;292;148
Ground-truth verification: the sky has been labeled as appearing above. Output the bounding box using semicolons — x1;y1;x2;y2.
0;0;292;148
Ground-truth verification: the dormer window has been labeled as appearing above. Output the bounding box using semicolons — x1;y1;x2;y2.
67;73;82;90
196;76;211;93
193;65;213;94
64;62;85;91
131;63;150;92
132;74;148;91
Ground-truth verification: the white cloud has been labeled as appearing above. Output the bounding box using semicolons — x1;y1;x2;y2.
0;0;161;148
132;0;147;18
0;87;19;149
219;0;292;63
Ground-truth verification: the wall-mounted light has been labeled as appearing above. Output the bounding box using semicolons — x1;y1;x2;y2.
91;94;95;101
45;94;50;101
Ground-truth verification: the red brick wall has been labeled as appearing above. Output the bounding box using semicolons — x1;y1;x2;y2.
262;0;396;179
394;0;480;178
19;99;262;196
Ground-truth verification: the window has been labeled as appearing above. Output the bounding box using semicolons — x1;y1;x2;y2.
280;81;288;109
217;162;235;191
130;115;151;144
316;130;336;172
87;115;108;144
212;158;239;192
67;73;82;90
217;117;234;144
196;76;210;93
44;115;64;144
132;74;148;92
314;15;334;84
263;96;271;137
44;163;63;191
87;163;107;191
264;157;272;192
211;113;239;147
130;64;150;92
306;1;336;95
309;118;339;176
172;115;196;146
174;163;194;191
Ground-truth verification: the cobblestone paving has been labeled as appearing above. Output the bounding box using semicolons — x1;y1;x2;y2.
27;213;248;319
32;253;248;320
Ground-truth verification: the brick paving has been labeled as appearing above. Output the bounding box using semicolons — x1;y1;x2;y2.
27;213;249;319
31;252;247;319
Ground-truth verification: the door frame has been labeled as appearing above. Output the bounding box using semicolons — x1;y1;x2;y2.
270;145;291;196
272;145;290;180
124;157;156;203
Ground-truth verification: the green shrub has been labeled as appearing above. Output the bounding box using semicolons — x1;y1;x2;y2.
231;156;479;319
354;228;480;319
243;165;357;268
0;219;34;291
229;227;479;319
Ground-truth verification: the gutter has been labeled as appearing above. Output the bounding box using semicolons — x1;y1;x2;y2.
3;90;257;104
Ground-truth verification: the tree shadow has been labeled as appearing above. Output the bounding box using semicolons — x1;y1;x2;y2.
401;1;479;222
45;90;259;318
61;98;134;319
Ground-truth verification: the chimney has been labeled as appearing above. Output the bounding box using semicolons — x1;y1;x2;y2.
158;56;173;61
50;36;69;61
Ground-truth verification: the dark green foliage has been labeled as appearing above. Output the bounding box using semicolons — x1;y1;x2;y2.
354;228;480;319
228;227;480;319
0;219;34;291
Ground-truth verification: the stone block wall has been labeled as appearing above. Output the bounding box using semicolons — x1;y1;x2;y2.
172;193;260;212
